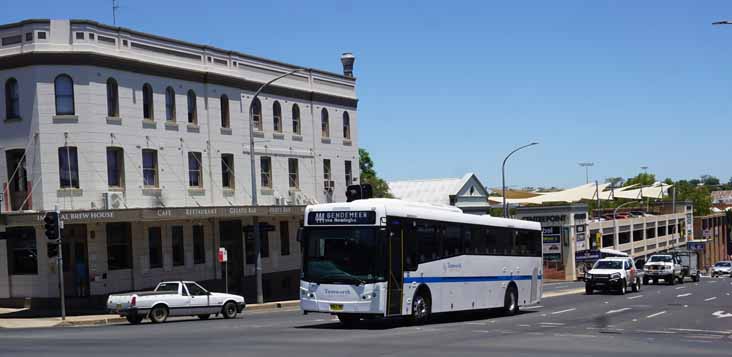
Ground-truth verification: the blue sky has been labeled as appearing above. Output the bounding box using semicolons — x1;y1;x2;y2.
5;1;732;189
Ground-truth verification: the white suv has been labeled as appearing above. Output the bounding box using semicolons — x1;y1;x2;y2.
585;257;641;295
712;261;732;277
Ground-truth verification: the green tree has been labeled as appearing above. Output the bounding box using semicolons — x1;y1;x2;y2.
624;172;656;187
359;148;393;198
700;175;720;186
605;177;625;188
669;180;712;216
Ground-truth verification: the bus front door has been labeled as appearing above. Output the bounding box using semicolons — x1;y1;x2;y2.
387;224;404;316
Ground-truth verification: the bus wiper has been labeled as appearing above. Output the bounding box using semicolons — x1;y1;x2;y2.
319;274;365;286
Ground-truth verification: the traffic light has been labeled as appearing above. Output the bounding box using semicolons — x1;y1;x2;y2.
346;184;374;202
43;211;60;241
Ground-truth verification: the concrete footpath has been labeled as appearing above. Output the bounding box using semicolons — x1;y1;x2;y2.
0;283;585;329
0;300;301;329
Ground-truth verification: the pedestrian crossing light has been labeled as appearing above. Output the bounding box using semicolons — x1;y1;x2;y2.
43;211;60;241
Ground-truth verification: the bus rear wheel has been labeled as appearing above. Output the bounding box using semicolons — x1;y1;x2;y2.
410;292;431;325
503;285;519;316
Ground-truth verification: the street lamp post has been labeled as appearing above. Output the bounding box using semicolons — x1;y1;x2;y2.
579;162;594;184
248;68;307;304
613;201;637;250
502;142;539;218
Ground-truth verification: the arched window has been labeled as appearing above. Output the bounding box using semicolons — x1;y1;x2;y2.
5;78;19;119
165;86;176;122
292;104;301;135
142;83;154;120
251;98;262;131
321;108;330;138
220;94;230;128
273;101;282;133
106;78;119;117
54;74;75;115
187;90;197;124
342;111;351;140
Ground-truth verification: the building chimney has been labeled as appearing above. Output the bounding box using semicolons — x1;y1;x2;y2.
340;53;355;78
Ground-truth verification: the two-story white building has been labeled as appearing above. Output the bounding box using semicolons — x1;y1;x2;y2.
0;19;359;306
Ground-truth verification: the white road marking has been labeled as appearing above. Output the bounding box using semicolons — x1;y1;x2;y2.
522;305;543;309
646;311;667;319
676;293;692;298
687;334;724;340
708;281;718;284
554;333;597;338
705;297;717;302
606;308;631;314
551;308;576;315
669;328;732;335
712;311;732;319
627;295;643;300
538;322;566;326
638;330;675;334
518;324;531;327
464;322;487;325
675;286;686;290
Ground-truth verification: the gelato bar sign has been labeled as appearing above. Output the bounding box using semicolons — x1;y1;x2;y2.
307;211;376;225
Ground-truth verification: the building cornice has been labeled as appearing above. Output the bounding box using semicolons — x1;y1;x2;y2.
0;52;358;108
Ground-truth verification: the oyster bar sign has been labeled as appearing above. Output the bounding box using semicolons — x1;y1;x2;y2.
307;211;376;225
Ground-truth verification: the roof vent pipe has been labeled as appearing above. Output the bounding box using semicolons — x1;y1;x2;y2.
340;53;355;78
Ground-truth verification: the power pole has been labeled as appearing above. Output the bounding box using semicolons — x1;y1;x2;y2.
112;0;119;25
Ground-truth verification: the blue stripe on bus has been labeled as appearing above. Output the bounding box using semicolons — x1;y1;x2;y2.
403;275;543;284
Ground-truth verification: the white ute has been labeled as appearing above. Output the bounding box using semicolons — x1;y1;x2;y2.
107;281;245;324
642;255;683;285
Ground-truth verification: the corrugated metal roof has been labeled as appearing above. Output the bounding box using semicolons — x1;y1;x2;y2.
388;173;477;206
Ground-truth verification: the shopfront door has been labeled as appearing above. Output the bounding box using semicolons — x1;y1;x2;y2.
61;224;89;297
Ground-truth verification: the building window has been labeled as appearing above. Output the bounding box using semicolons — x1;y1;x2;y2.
139;83;153;120
342;111;351;139
273;101;282;133
188;152;203;188
251;98;262;131
106;147;124;188
292;104;301;135
165;86;176;122
187;90;197;124
288;158;299;189
193;225;205;264
323;159;332;192
260;156;272;188
280;221;290;256
172;226;184;266
54;74;75;115
58;146;79;189
321;108;330;138
220;94;230;128
142;149;158;188
107;223;131;270
5;149;28;211
221;154;235;189
106;78;119;117
5;78;20;119
6;227;37;275
345;160;353;185
148;227;162;269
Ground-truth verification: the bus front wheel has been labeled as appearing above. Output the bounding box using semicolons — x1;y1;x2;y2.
410;292;431;325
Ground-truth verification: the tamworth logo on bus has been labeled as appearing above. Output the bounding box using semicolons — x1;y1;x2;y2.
308;211;376;225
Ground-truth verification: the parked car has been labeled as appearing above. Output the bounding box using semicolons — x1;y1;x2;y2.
712;261;732;277
671;249;700;282
585;257;641;295
642;255;683;285
107;281;245;324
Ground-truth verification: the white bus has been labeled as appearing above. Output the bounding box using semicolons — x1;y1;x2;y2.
300;199;543;324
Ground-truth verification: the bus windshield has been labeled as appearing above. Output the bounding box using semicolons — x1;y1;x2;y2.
303;227;386;285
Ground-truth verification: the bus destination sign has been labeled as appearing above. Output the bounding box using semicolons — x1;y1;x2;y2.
307;211;376;225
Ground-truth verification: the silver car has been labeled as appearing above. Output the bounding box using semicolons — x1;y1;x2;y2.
711;261;732;277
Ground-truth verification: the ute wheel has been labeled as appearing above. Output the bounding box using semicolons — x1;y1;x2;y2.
126;314;143;325
642;277;649;285
197;314;210;320
585;284;593;295
619;279;627;295
678;276;684;284
149;305;168;324
503;285;519;316
692;273;699;282
222;302;238;319
668;275;675;286
652;278;658;285
411;291;432;324
631;278;640;293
